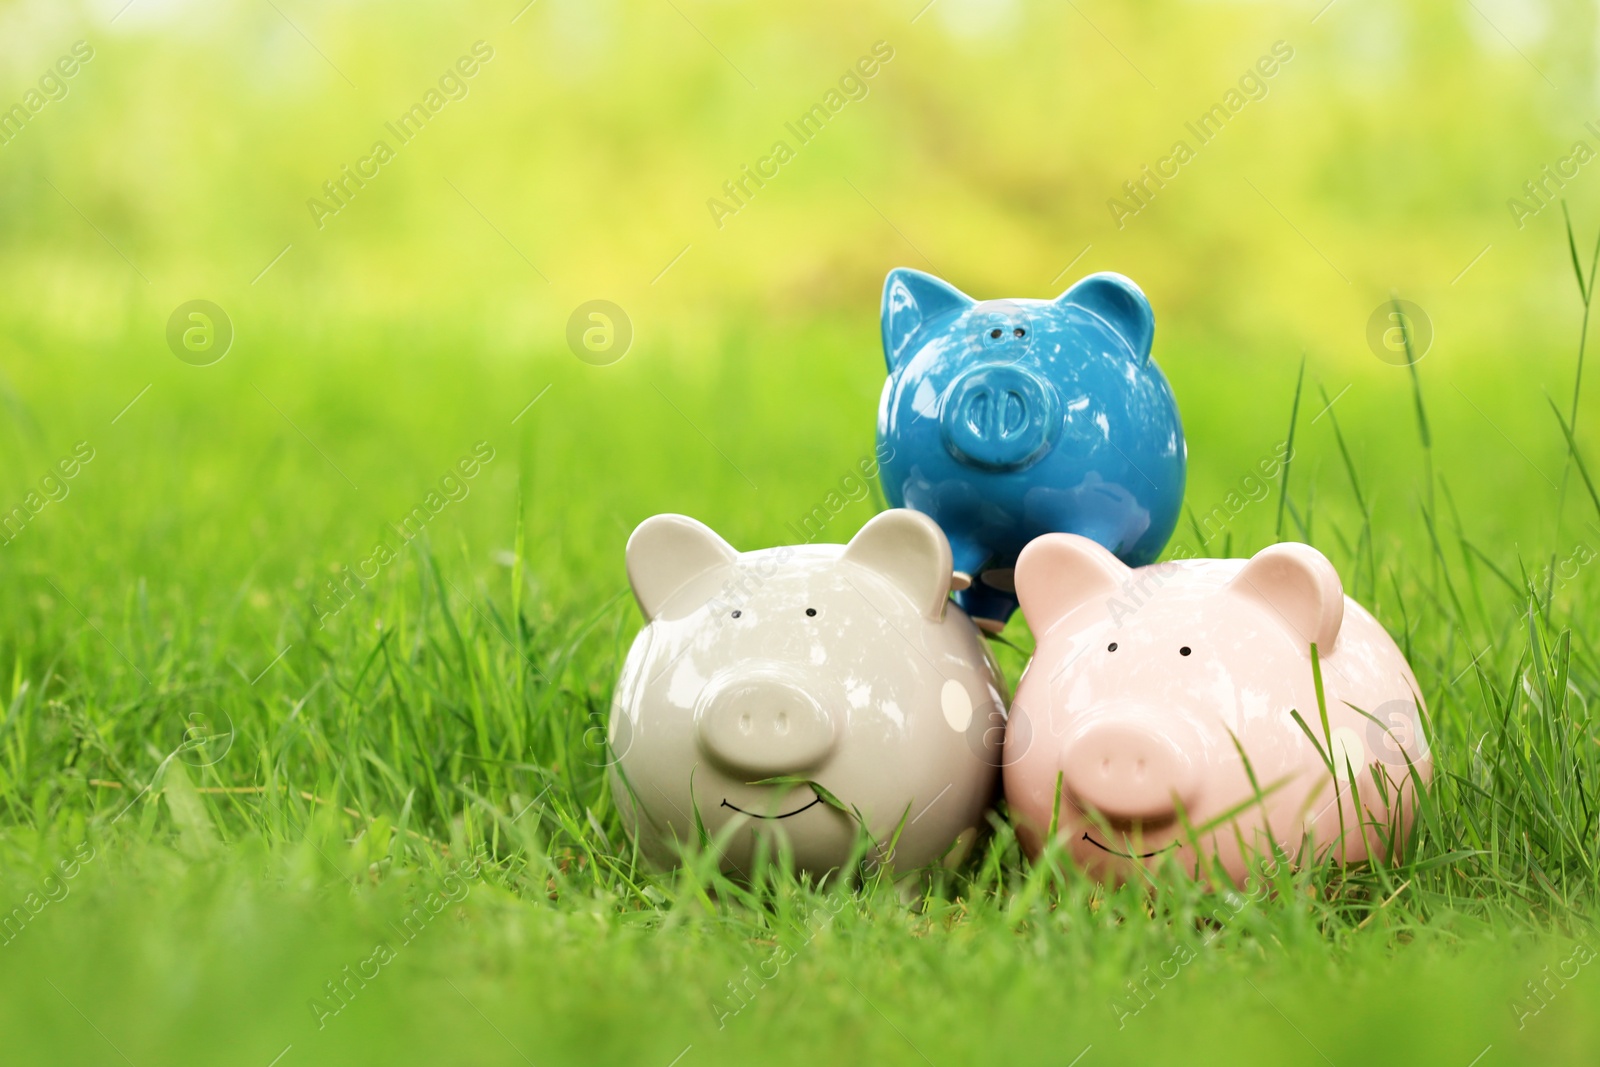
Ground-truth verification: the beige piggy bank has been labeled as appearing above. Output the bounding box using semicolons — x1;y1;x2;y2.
610;509;1005;876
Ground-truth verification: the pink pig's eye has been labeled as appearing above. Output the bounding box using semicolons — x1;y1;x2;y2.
1180;646;1191;656
1107;642;1117;652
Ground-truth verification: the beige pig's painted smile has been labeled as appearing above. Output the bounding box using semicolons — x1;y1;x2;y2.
720;793;825;820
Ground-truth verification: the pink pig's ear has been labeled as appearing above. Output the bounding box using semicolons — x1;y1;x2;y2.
842;509;953;620
1015;534;1129;636
626;514;738;621
1227;542;1345;653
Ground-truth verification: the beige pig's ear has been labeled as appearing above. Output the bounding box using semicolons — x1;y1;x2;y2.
841;509;953;620
1227;542;1344;653
1015;534;1129;636
626;514;737;621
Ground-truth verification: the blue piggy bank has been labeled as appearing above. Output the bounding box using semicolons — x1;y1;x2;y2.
875;268;1186;630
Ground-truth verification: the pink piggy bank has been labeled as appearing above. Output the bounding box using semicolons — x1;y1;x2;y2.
1004;534;1431;883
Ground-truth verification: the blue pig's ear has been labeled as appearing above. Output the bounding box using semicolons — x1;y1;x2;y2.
881;268;974;372
1058;272;1155;362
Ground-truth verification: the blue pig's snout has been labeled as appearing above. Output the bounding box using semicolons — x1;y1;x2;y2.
939;363;1061;471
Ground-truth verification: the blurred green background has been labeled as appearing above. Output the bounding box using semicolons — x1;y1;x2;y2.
6;0;1600;575
5;0;1600;1064
4;0;1598;577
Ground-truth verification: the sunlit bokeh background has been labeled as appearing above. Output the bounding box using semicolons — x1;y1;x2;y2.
0;0;1595;680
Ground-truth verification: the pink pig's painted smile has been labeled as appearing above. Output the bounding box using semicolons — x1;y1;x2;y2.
1082;832;1178;860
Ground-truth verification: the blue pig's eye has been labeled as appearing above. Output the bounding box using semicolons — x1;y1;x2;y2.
1014;327;1026;338
989;328;1002;339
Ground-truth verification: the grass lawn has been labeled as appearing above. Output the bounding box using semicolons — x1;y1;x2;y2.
3;269;1600;1065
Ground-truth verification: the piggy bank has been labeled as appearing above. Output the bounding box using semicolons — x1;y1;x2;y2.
610;508;1004;875
1003;534;1431;884
876;268;1186;630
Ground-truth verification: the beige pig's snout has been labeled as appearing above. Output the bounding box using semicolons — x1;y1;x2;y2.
695;670;837;778
1060;712;1201;822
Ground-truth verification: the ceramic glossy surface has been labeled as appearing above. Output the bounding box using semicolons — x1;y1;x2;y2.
875;268;1187;628
1004;534;1431;885
611;509;1005;876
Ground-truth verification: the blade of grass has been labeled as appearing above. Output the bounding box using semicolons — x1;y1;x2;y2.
1277;352;1306;541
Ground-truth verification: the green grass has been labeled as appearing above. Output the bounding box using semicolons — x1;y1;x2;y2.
3;257;1600;1064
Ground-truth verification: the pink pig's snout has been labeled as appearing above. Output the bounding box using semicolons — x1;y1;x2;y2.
1060;714;1201;822
695;671;837;778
